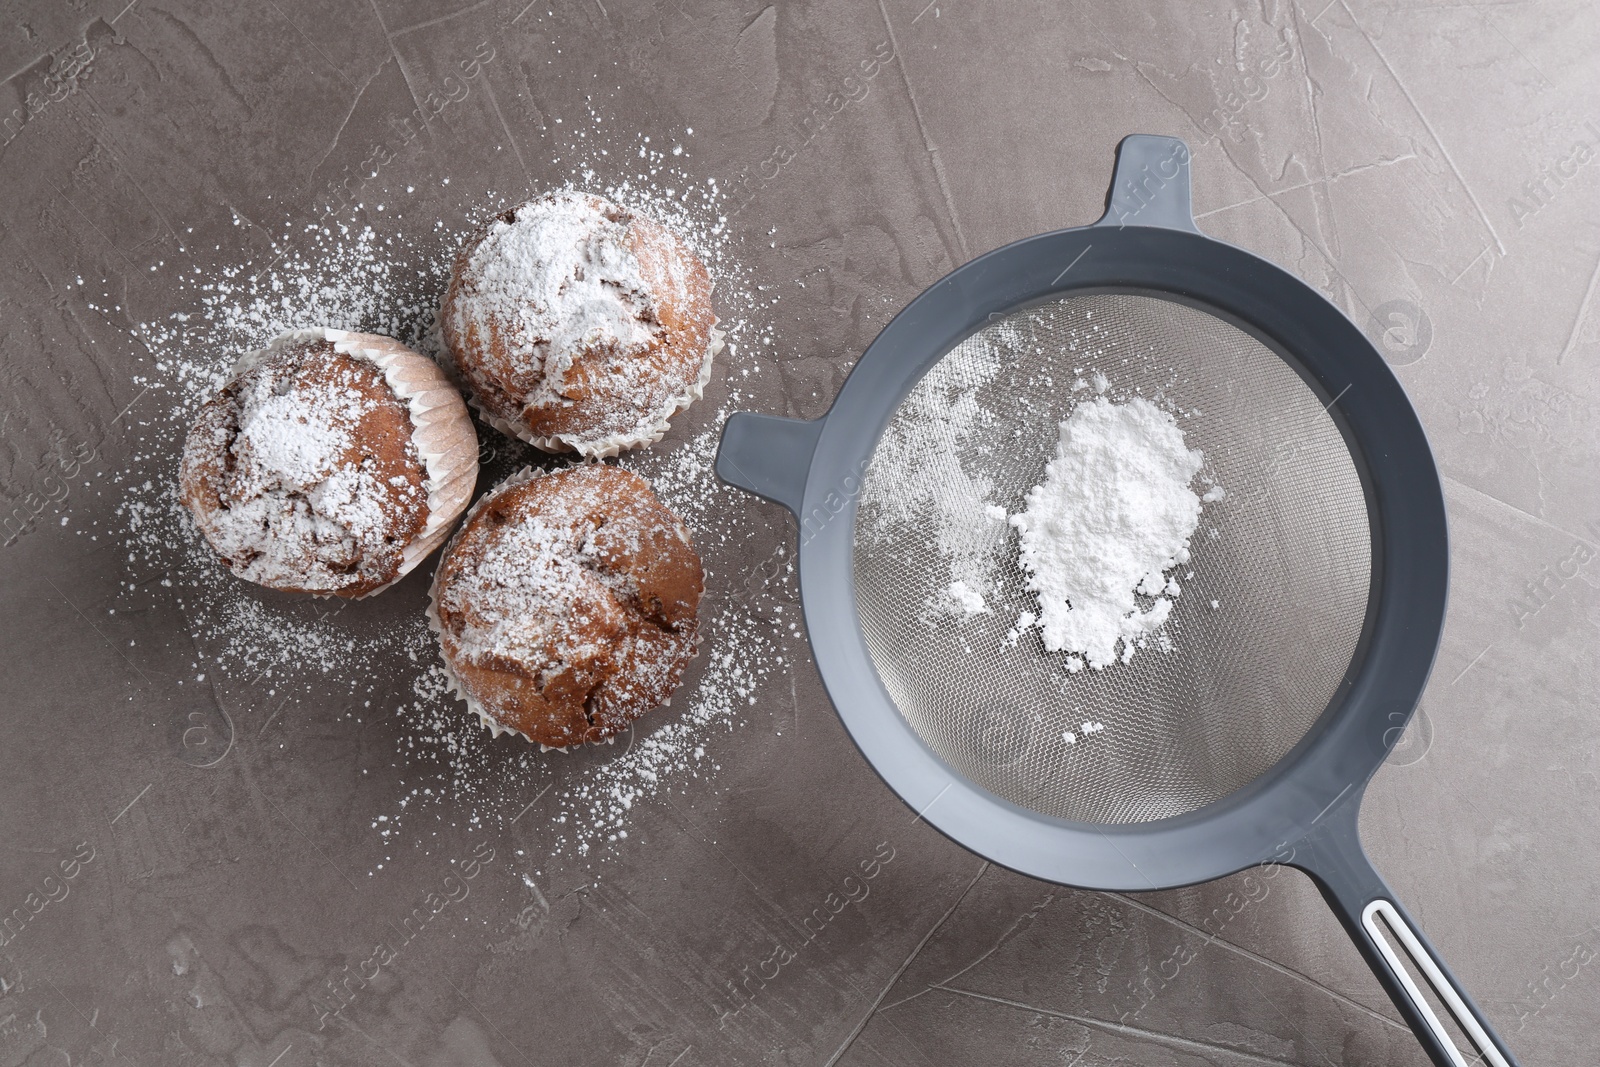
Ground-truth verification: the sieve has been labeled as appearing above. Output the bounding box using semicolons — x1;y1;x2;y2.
716;136;1520;1066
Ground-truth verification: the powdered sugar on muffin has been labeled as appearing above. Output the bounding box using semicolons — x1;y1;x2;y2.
429;464;703;748
442;191;719;458
180;330;477;597
317;329;480;574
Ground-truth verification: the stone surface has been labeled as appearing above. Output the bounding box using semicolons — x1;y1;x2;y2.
0;0;1594;1064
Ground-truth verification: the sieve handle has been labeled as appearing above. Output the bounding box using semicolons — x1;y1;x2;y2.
715;411;823;515
1291;801;1522;1067
1093;134;1201;234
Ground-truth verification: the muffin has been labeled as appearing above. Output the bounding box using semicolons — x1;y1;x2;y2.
179;328;478;598
429;464;703;748
440;190;721;458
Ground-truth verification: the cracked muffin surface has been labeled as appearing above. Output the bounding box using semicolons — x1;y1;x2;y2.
179;334;431;597
429;464;703;747
440;190;718;458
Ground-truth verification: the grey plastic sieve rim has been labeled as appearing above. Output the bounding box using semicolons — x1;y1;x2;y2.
717;132;1516;1067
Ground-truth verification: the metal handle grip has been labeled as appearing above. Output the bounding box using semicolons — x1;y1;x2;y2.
1093;134;1201;234
715;411;823;515
1291;798;1521;1067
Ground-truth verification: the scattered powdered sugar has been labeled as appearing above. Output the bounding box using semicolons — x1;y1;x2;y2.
1011;397;1207;670
944;580;988;616
395;415;783;858
97;127;787;872
1003;610;1037;647
1061;721;1105;745
539;418;783;858
108;219;455;702
546;623;777;859
862;326;1015;615
441;496;602;670
460;524;592;662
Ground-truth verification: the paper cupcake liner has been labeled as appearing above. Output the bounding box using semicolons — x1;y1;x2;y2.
235;328;480;600
324;330;480;576
425;465;704;749
424;466;557;746
459;324;725;461
530;324;726;459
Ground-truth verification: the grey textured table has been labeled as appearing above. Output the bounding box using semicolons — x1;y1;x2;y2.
2;1;1596;1064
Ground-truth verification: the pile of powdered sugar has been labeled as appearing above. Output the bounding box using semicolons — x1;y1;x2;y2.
1011;397;1206;670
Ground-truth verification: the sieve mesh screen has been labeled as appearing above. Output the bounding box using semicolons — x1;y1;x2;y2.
852;292;1372;825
